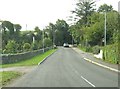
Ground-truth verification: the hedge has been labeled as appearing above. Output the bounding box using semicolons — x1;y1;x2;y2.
102;44;119;64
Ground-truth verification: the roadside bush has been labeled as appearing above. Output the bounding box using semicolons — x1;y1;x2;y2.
102;43;118;64
78;44;92;52
32;41;39;50
38;40;43;49
44;38;52;47
85;46;92;52
4;40;18;54
23;43;31;51
92;45;100;54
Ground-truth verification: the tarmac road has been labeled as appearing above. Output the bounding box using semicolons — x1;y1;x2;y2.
6;47;118;87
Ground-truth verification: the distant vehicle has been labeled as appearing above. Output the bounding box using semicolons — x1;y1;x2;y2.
63;43;69;47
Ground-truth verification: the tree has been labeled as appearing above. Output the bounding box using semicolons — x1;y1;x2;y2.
44;38;52;47
2;21;15;49
98;4;113;12
43;23;55;45
14;24;22;42
106;11;119;44
82;11;119;46
34;26;42;42
44;20;72;46
47;23;56;44
72;0;95;25
69;24;83;45
2;21;14;36
14;24;21;31
55;19;72;45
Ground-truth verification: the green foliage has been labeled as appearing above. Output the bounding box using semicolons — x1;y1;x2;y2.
102;44;119;64
92;45;101;54
72;0;95;25
106;11;119;44
38;40;43;49
44;19;72;46
98;4;113;12
78;44;92;52
14;24;21;31
32;42;38;50
81;11;119;46
2;21;14;35
85;46;92;52
4;40;18;54
70;2;119;48
44;38;52;47
23;43;31;51
0;71;22;86
2;21;22;50
69;24;82;44
34;26;42;42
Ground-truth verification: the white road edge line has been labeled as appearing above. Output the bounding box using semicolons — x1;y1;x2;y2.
81;76;96;87
84;58;120;73
38;49;57;65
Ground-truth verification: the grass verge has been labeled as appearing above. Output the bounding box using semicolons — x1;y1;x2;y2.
0;71;22;86
2;49;57;68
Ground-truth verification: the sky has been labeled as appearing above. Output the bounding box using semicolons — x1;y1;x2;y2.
0;0;120;30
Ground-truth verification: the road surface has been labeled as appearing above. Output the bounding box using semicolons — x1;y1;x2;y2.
7;47;118;87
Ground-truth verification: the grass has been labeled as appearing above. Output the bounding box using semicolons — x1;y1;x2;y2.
78;46;86;52
78;44;119;64
2;49;57;68
0;71;22;86
78;45;90;52
102;44;119;64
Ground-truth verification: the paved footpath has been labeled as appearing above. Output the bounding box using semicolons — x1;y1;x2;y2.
0;66;37;73
72;47;118;70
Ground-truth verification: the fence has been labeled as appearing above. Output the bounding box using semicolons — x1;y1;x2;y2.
1;47;52;64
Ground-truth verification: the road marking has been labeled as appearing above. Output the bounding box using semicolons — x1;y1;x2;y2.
38;50;57;65
84;58;120;73
74;70;95;87
81;76;96;87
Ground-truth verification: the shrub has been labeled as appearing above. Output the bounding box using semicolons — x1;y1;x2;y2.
92;45;100;54
38;40;43;49
32;41;39;50
85;46;92;52
102;43;118;64
23;43;31;51
4;40;18;53
44;38;52;47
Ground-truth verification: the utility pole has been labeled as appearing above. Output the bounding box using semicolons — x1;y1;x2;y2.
26;24;27;31
72;34;73;46
104;12;106;47
43;29;44;53
104;12;107;60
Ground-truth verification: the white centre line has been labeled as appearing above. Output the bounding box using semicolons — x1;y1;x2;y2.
81;76;96;87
